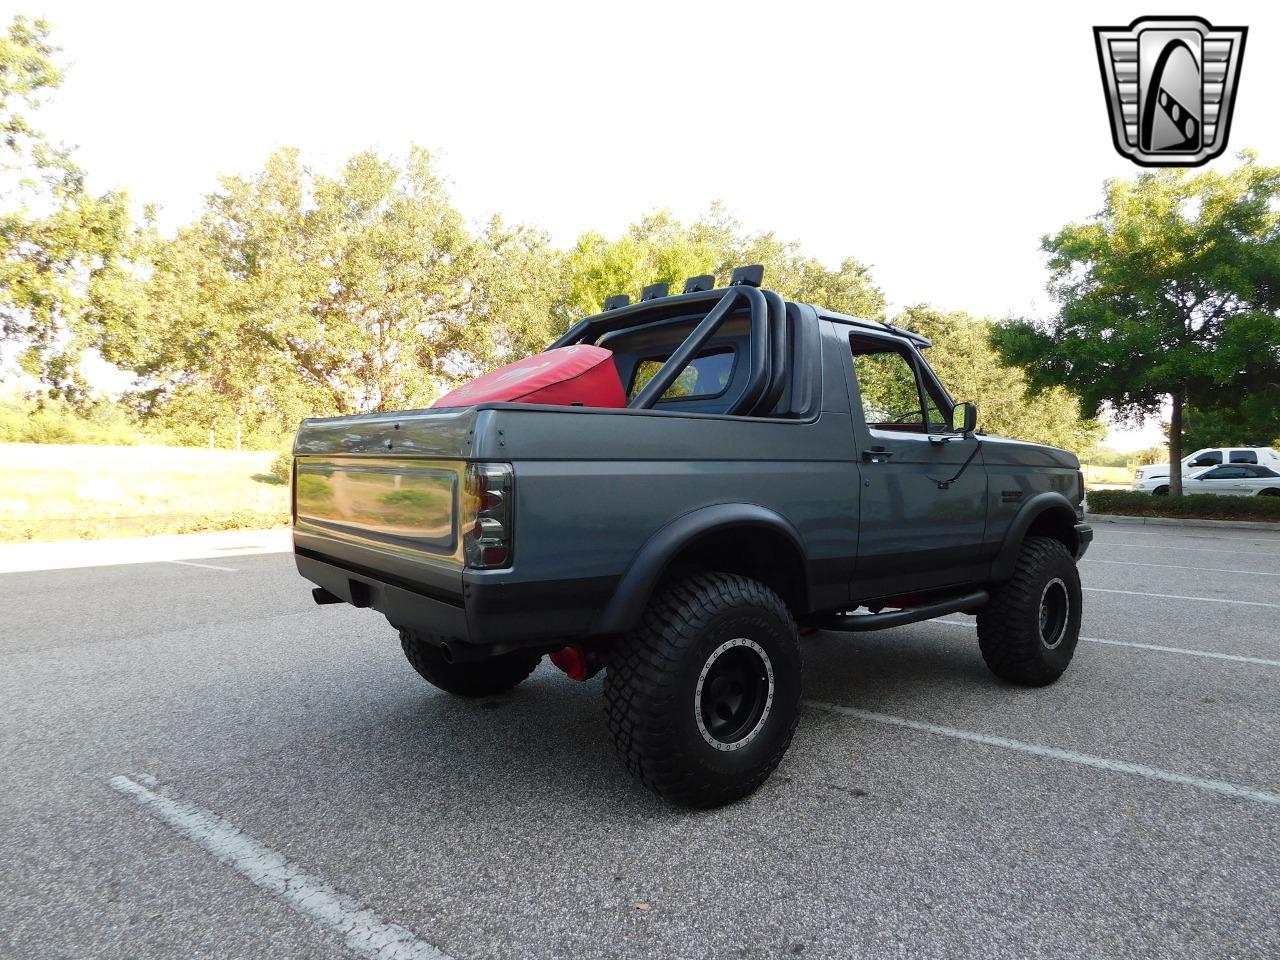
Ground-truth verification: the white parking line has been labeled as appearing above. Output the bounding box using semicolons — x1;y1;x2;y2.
930;619;1280;668
1084;587;1280;609
1092;541;1280;557
1084;557;1280;578
167;559;237;572
1082;636;1280;666
804;701;1280;807
110;776;450;960
1091;529;1280;543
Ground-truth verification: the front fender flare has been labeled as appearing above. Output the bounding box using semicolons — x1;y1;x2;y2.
992;491;1081;580
591;503;808;635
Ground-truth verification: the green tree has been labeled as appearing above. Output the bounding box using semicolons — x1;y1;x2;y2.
92;146;565;425
897;305;1105;453
473;215;569;366
564;203;885;322
90;215;305;447
563;209;724;317
1181;398;1280;453
0;15;131;405
991;154;1280;495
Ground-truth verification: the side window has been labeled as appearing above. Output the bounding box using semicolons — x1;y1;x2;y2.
924;394;949;431
1207;466;1247;479
1201;451;1223;465
1229;450;1257;464
850;336;927;431
629;348;735;402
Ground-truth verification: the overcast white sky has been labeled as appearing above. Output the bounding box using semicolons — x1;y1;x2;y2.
8;0;1278;448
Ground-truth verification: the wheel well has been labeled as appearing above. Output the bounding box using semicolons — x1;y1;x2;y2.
1024;508;1078;556
664;525;808;616
1260;488;1280;497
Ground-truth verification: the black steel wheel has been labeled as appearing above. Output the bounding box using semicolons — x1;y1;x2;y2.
695;637;775;751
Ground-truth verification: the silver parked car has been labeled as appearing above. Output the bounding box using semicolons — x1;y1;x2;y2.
1133;463;1280;496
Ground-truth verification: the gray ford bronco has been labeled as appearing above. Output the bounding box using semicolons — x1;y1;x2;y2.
291;269;1092;807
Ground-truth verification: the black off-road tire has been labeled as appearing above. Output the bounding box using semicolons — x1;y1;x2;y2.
976;536;1082;687
603;572;802;808
399;628;541;697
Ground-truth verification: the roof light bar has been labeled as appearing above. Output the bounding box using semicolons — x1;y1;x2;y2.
729;264;764;288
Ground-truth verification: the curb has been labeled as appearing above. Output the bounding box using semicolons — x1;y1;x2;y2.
1085;513;1280;532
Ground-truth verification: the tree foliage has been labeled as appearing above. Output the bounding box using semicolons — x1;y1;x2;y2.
991;154;1280;493
92;147;567;435
1181;398;1280;452
0;15;131;406
564;204;885;321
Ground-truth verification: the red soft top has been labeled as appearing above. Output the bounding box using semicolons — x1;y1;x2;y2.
432;344;627;409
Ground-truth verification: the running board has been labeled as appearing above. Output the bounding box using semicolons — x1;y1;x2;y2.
822;590;989;632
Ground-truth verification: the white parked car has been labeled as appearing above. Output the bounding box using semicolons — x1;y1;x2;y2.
1132;463;1280;496
1134;446;1280;483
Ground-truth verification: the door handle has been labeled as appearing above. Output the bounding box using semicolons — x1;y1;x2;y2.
862;449;894;462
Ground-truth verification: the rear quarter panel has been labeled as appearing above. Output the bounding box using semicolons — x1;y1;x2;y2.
468;405;861;621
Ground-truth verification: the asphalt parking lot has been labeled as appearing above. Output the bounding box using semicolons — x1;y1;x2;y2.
2;522;1277;959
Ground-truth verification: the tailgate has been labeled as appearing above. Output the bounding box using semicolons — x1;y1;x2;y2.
291;407;481;594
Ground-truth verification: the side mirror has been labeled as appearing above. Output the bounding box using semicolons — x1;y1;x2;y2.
953;401;978;437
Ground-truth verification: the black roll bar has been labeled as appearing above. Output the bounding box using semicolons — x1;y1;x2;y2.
550;285;786;416
756;290;789;415
627;285;769;414
550;287;748;349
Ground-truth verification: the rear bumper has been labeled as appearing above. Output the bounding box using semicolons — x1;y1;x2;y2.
1074;522;1093;560
297;551;470;639
295;550;617;654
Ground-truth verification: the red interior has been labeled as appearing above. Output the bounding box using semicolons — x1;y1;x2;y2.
432;345;627;409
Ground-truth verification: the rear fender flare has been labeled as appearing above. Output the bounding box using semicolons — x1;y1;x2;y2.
992;492;1080;580
591;503;808;635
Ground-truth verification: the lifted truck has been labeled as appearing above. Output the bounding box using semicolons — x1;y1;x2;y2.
291;269;1092;807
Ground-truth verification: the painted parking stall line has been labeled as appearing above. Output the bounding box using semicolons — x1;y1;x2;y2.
1083;587;1280;609
929;619;1280;668
1091;541;1280;557
110;776;451;960
1089;529;1280;543
1083;557;1280;578
804;701;1280;807
1082;636;1280;667
167;559;238;572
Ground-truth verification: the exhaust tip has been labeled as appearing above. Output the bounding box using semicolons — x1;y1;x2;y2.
311;587;343;606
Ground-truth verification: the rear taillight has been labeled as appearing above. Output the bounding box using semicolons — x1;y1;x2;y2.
464;463;513;568
1076;470;1085;504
